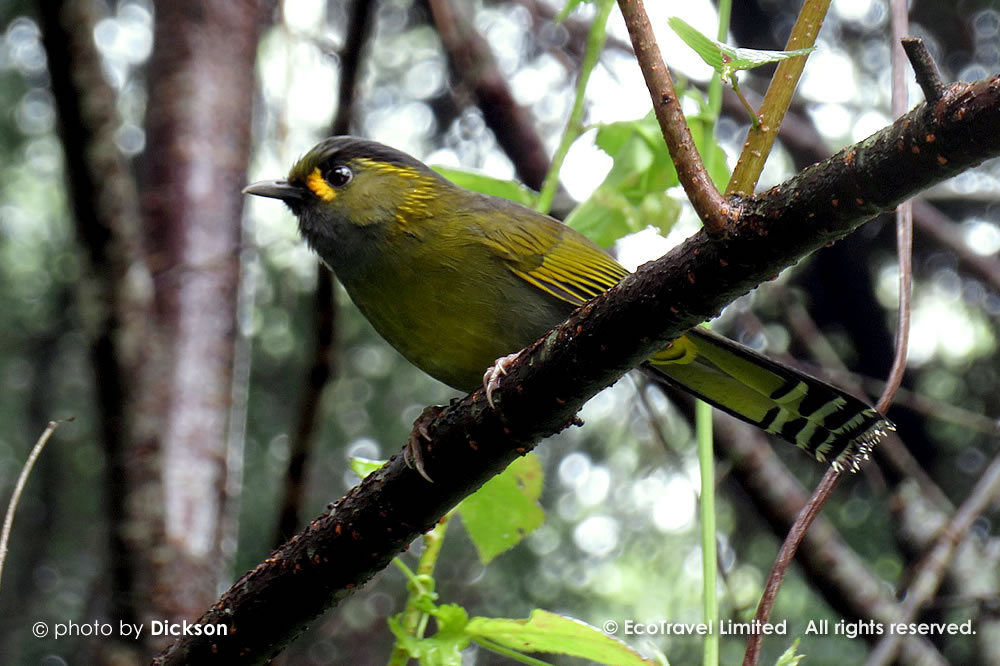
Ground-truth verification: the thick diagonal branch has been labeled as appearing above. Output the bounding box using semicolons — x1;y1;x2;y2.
155;73;1000;665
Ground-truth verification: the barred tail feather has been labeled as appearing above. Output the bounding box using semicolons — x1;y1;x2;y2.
645;327;894;470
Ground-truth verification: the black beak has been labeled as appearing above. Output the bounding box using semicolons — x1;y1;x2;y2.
242;179;307;202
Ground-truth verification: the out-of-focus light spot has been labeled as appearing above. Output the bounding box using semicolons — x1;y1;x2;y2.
366;101;435;152
904;290;996;366
800;50;857;103
527;524;561;556
972;9;1000;39
652;475;696;532
576;466;610;506
809;103;852;141
24;137;62;175
7;18;47;75
351;344;394;380
404;58;445;100
560;131;612;202
15;89;54;135
283;0;326;33
345;437;380;461
559;451;591;487
115;123;145;155
616;227;677;271
93;4;152;65
964;220;1000;256
834;0;876;22
959;63;990;82
573;515;619;557
851;109;890;143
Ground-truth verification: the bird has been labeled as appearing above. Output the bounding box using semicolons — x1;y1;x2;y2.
244;136;893;480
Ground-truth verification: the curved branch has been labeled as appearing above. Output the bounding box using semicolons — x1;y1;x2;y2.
154;72;1000;664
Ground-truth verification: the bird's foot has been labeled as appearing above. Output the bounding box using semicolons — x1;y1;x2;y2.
404;405;444;482
483;352;521;409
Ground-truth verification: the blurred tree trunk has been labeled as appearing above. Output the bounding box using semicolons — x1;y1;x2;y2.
42;0;269;660
129;0;268;652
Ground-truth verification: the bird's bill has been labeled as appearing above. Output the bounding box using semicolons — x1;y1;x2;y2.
242;179;306;201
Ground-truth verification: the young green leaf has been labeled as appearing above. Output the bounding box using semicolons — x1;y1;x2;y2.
457;454;545;563
774;638;805;666
388;603;471;665
566;111;683;246
466;609;657;665
349;457;385;479
668;17;814;82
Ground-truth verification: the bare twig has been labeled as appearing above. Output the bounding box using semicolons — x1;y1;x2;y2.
876;0;915;415
0;419;73;595
902;38;945;102
616;0;733;236
744;5;918;659
743;468;841;666
715;416;947;664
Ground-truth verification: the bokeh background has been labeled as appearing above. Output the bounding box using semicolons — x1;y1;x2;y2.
0;0;998;664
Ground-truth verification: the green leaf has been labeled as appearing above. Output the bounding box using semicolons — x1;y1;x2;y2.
566;111;683;247
467;609;656;665
668;17;814;81
457;454;545;563
774;639;805;666
433;166;537;207
349;457;385;479
388;604;471;666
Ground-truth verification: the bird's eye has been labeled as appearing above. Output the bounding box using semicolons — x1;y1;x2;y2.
324;165;353;188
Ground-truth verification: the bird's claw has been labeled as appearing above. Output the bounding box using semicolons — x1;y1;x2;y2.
483;352;520;409
404;405;442;483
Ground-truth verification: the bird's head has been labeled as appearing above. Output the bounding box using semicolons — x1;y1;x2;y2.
243;136;448;273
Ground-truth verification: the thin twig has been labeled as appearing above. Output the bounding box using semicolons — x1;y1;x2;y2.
877;0;914;415
715;416;947;664
616;0;733;236
0;419;73;595
743;468;841;666
901;38;945;102
773;292;953;509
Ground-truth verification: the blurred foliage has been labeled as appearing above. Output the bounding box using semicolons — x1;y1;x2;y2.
0;0;999;665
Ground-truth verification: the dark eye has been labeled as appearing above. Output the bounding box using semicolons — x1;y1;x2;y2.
324;164;353;188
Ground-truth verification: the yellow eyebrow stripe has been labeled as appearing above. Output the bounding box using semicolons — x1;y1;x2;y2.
306;167;336;201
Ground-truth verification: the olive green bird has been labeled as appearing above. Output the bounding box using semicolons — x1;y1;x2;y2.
244;136;893;479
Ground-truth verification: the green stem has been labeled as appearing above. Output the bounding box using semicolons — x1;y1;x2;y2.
535;0;615;214
698;3;731;662
697;398;718;666
387;512;453;666
702;0;732;183
726;0;832;195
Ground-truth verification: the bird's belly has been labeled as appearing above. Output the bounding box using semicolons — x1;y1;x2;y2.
343;267;569;392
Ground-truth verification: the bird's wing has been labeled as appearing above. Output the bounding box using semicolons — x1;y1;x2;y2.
475;211;629;307
475;207;891;470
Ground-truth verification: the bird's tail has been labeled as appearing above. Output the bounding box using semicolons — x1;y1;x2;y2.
645;327;894;471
